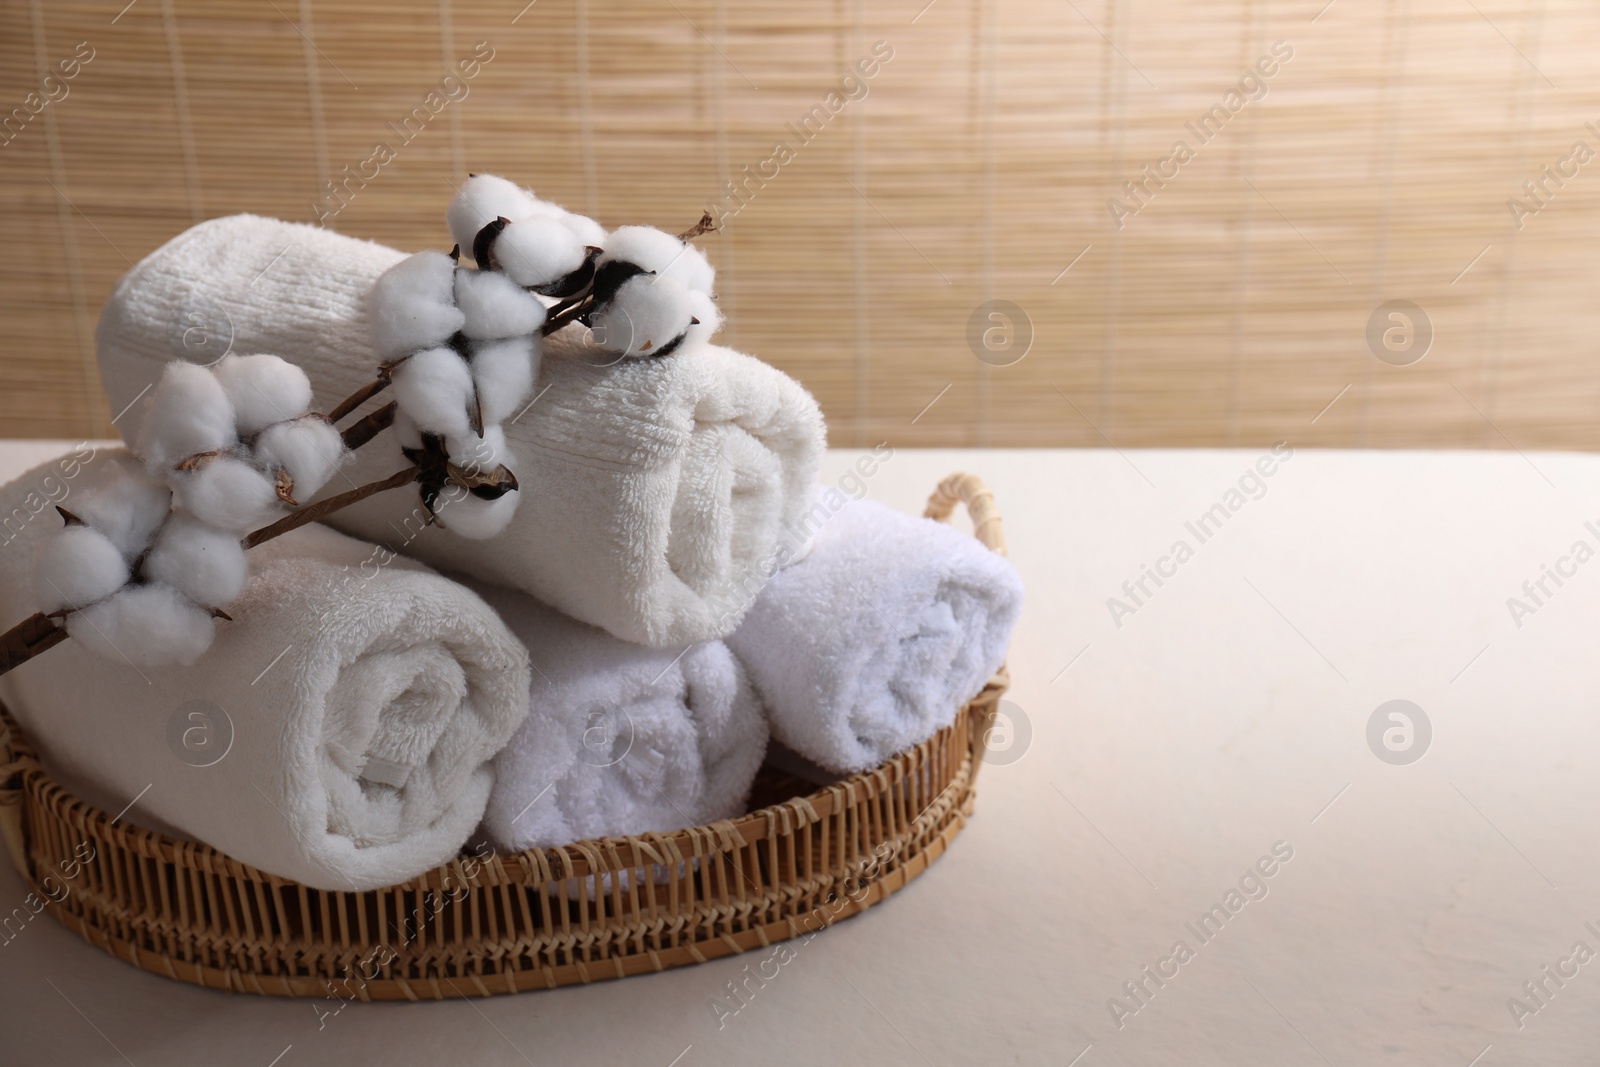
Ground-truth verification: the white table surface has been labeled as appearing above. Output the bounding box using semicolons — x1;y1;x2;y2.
3;440;1599;1066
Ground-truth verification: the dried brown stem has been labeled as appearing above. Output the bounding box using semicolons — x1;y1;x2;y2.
340;402;396;451
676;211;719;242
242;465;418;550
327;377;391;424
0;611;69;678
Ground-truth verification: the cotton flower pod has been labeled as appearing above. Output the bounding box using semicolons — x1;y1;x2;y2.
136;361;237;474
254;416;346;502
67;583;216;667
447;174;542;253
468;336;537;426
390;346;477;439
454;268;546;341
441;488;519;540
369;252;465;359
73;465;173;563
490;216;588;290
143;514;248;609
32;525;130;615
588;271;696;359
172;454;284;533
213;353;314;437
604;225;714;294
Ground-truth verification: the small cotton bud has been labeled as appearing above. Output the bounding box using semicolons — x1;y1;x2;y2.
589;273;695;358
391;347;476;439
445;422;512;474
136;361;237;473
144;514;248;609
468;336;536;426
33;526;130;614
441;488;519;540
172;455;284;532
447;174;542;252
369;252;466;358
66;584;216;667
254;416;347;500
605;225;714;294
454;268;546;341
212;353;315;437
73;464;173;562
492;216;588;289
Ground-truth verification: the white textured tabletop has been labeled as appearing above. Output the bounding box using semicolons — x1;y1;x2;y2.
2;440;1598;1066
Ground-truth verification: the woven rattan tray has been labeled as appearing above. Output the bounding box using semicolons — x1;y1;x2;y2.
0;472;1009;999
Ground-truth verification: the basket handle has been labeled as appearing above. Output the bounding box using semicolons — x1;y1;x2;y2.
923;472;1007;556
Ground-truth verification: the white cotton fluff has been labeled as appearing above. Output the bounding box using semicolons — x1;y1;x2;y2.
66;583;216;667
73;466;172;562
441;488;519;540
173;455;283;533
492;216;587;289
136;361;237;474
454;268;546;341
369;252;465;359
605;226;714;294
254;416;346;501
558;210;608;250
684;289;722;348
390;409;424;451
144;514;248;609
391;347;476;439
32;526;130;615
447;174;542;252
213;353;314;437
445;422;511;475
589;274;695;358
468;337;536;426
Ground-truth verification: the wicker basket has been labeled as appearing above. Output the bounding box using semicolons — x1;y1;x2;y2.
0;473;1009;1000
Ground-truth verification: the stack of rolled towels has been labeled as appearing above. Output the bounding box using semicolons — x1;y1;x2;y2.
0;179;1022;891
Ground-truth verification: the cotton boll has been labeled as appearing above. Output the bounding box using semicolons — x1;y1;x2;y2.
604;226;714;293
441;487;519;540
558;210;608;250
74;466;173;562
447;174;542;252
173;455;284;533
253;416;347;501
144;514;248;609
492;216;587;290
468;337;536;426
213;353;314;436
32;526;130;615
369;252;466;359
390;347;476;438
136;361;237;473
589;274;695;358
67;584;216;667
454;268;546;340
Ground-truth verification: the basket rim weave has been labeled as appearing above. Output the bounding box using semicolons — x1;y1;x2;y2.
0;471;1011;999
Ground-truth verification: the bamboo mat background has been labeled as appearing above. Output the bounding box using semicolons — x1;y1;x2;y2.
2;0;1599;449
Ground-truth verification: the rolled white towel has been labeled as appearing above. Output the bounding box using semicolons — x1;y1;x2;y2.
726;496;1022;774
471;584;768;852
0;451;531;891
94;214;825;647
